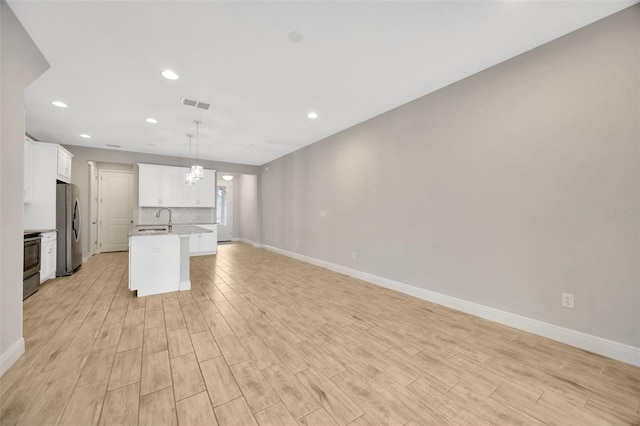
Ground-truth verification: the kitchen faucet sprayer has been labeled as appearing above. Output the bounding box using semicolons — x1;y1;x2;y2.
156;208;173;232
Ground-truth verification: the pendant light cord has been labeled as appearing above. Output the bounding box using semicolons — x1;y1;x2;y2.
195;120;200;165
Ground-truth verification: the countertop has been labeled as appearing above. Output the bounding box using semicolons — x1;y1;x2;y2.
128;225;213;237
24;229;57;234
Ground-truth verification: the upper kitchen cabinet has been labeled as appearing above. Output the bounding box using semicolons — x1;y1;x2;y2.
138;164;163;206
24;137;33;203
198;169;216;207
56;147;73;183
182;169;216;207
24;142;73;230
138;164;195;207
162;166;183;206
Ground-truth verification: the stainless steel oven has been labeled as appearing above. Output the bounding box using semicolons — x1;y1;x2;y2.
23;232;41;299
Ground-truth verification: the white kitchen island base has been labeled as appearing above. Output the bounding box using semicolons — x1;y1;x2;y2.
129;224;214;297
129;233;192;297
179;235;191;292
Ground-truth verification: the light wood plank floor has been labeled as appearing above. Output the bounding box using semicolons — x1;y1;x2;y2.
1;243;639;425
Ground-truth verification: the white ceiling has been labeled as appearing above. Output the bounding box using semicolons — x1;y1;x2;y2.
9;1;637;166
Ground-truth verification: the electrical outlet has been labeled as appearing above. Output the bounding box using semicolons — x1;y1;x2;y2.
352;252;357;260
319;211;327;218
561;293;574;309
295;240;299;247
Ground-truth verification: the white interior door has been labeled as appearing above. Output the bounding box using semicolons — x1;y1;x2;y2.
89;161;98;255
216;181;233;241
99;170;134;252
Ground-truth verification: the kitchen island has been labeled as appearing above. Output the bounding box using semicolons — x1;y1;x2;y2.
128;225;214;297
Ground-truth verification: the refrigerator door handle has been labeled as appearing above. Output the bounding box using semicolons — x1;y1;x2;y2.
72;199;80;242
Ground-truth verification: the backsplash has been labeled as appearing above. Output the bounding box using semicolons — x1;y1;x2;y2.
138;207;215;225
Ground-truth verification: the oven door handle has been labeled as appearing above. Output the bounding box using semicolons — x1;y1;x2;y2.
24;236;42;242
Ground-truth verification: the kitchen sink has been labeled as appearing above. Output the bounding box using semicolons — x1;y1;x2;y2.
138;227;167;232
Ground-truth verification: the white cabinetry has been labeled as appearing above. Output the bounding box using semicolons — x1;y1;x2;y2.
189;224;217;256
198;169;216;207
24;142;73;230
162;166;182;207
24;137;33;203
129;234;180;296
138;164;162;207
40;231;57;283
56;148;72;183
182;169;216;207
138;164;184;207
138;163;215;208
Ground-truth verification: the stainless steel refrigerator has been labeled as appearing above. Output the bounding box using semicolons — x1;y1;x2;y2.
56;182;82;276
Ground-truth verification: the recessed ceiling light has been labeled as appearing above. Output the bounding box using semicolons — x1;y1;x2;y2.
80;134;91;139
161;70;179;80
222;175;234;181
146;118;158;124
52;101;68;108
307;111;318;119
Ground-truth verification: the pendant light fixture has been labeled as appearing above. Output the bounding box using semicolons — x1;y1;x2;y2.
185;134;195;185
191;120;204;180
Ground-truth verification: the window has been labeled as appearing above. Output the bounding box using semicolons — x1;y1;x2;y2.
216;186;227;226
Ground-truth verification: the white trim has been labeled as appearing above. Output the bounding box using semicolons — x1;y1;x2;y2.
261;244;640;367
179;280;191;291
0;338;25;376
190;251;217;257
231;237;240;242
239;238;260;248
216;180;233;242
98;169;134;253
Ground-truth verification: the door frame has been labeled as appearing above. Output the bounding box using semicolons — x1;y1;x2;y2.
216;180;233;242
98;169;134;253
88;161;98;257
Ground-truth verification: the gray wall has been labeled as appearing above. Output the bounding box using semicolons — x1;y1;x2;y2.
238;174;259;244
260;6;640;346
0;0;49;373
67;145;260;258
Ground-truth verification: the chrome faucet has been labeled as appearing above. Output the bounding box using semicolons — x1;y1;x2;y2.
155;208;173;232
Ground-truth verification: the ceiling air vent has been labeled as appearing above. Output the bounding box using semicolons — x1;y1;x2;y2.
182;97;210;110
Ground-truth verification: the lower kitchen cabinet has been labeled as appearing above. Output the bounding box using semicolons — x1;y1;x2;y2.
129;234;181;296
40;231;57;283
189;224;217;256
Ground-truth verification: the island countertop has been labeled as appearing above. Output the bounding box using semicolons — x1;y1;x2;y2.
128;224;213;237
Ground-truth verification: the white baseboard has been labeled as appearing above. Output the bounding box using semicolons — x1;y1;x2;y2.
261;244;640;367
239;238;261;248
179;280;191;291
190;251;217;257
0;338;25;377
231;237;240;242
